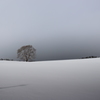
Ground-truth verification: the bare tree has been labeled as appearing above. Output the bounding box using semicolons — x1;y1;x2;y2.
17;45;36;62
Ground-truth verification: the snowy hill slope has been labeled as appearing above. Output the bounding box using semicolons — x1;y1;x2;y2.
0;58;100;100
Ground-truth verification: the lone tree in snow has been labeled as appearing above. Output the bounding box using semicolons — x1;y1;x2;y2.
17;45;36;62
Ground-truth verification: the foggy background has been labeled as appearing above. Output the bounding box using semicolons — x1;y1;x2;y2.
0;0;100;61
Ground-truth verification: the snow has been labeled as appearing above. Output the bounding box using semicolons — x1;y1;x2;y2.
0;58;100;100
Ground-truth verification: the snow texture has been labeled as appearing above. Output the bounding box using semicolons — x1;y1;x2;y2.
0;58;100;100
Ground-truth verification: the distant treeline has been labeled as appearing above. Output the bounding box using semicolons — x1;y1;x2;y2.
82;56;98;59
0;58;13;61
0;56;99;61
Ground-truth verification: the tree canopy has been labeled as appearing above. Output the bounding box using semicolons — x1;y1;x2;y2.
17;45;36;62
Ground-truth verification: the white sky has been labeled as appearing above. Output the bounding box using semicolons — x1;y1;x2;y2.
0;0;100;60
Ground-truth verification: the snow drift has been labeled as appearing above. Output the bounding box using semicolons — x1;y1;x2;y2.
0;58;100;100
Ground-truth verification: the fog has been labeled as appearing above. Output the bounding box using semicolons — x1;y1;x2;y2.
0;0;100;61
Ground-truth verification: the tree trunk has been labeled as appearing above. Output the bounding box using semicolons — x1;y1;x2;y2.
25;56;28;62
26;59;28;62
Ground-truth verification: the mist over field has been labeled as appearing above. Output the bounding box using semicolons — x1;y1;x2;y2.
0;58;100;100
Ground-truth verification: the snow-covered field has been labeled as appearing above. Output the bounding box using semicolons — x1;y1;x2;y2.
0;58;100;100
